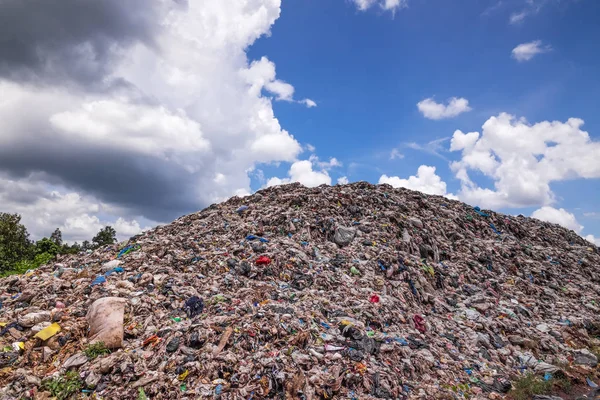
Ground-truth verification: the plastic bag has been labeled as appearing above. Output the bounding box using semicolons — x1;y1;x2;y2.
87;297;126;349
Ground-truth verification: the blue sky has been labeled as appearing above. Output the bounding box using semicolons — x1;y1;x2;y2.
0;0;598;243
249;0;600;241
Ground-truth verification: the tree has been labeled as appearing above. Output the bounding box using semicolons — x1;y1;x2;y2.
92;226;117;248
50;228;63;246
0;213;32;271
82;240;92;251
35;238;60;256
62;242;81;255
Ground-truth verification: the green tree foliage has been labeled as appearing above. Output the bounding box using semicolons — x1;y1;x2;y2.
3;252;54;277
35;237;61;256
92;226;117;248
0;214;120;275
0;213;32;271
50;228;63;246
62;242;81;255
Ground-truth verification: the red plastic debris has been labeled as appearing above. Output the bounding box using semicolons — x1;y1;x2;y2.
413;314;426;333
369;294;380;303
255;256;272;265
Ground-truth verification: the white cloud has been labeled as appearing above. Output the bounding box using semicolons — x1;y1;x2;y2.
242;57;316;107
379;165;453;197
450;131;479;152
352;0;407;12
531;206;583;233
511;40;552;62
450;113;600;210
114;218;151;238
242;56;296;102
0;174;151;243
305;143;316;152
266;160;332;188
482;1;504;17
309;155;342;170
417;97;472;120
390;148;404;160
509;10;528;24
0;0;318;236
49;100;211;173
585;235;600;246
406;138;450;159
352;0;376;10
383;0;405;10
300;99;317;108
266;80;295;101
61;214;104;242
508;0;551;25
337;176;349;185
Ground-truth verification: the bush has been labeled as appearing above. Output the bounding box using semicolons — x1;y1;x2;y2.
43;371;83;400
0;252;54;277
83;342;111;360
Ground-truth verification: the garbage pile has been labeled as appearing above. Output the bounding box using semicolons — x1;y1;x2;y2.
1;182;599;399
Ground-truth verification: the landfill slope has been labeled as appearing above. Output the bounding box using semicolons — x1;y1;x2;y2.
1;182;600;400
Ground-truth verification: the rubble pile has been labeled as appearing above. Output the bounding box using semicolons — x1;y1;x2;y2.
0;182;599;399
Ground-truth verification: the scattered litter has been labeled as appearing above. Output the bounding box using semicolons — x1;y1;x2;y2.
0;182;598;399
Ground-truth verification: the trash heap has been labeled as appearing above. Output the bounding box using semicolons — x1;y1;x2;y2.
0;182;599;400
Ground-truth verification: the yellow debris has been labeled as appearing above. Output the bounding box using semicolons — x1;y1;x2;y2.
34;323;61;341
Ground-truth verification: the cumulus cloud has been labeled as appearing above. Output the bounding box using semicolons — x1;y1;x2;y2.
417;97;472;120
450;113;600;210
241;57;317;107
352;0;407;12
0;173;151;242
531;206;583;233
378;165;454;197
337;176;349;185
0;0;314;235
585;235;600;246
0;0;165;87
266;160;331;188
511;40;552;62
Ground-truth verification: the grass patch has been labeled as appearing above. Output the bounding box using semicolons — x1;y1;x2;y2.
83;342;111;360
43;371;83;400
509;373;552;400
